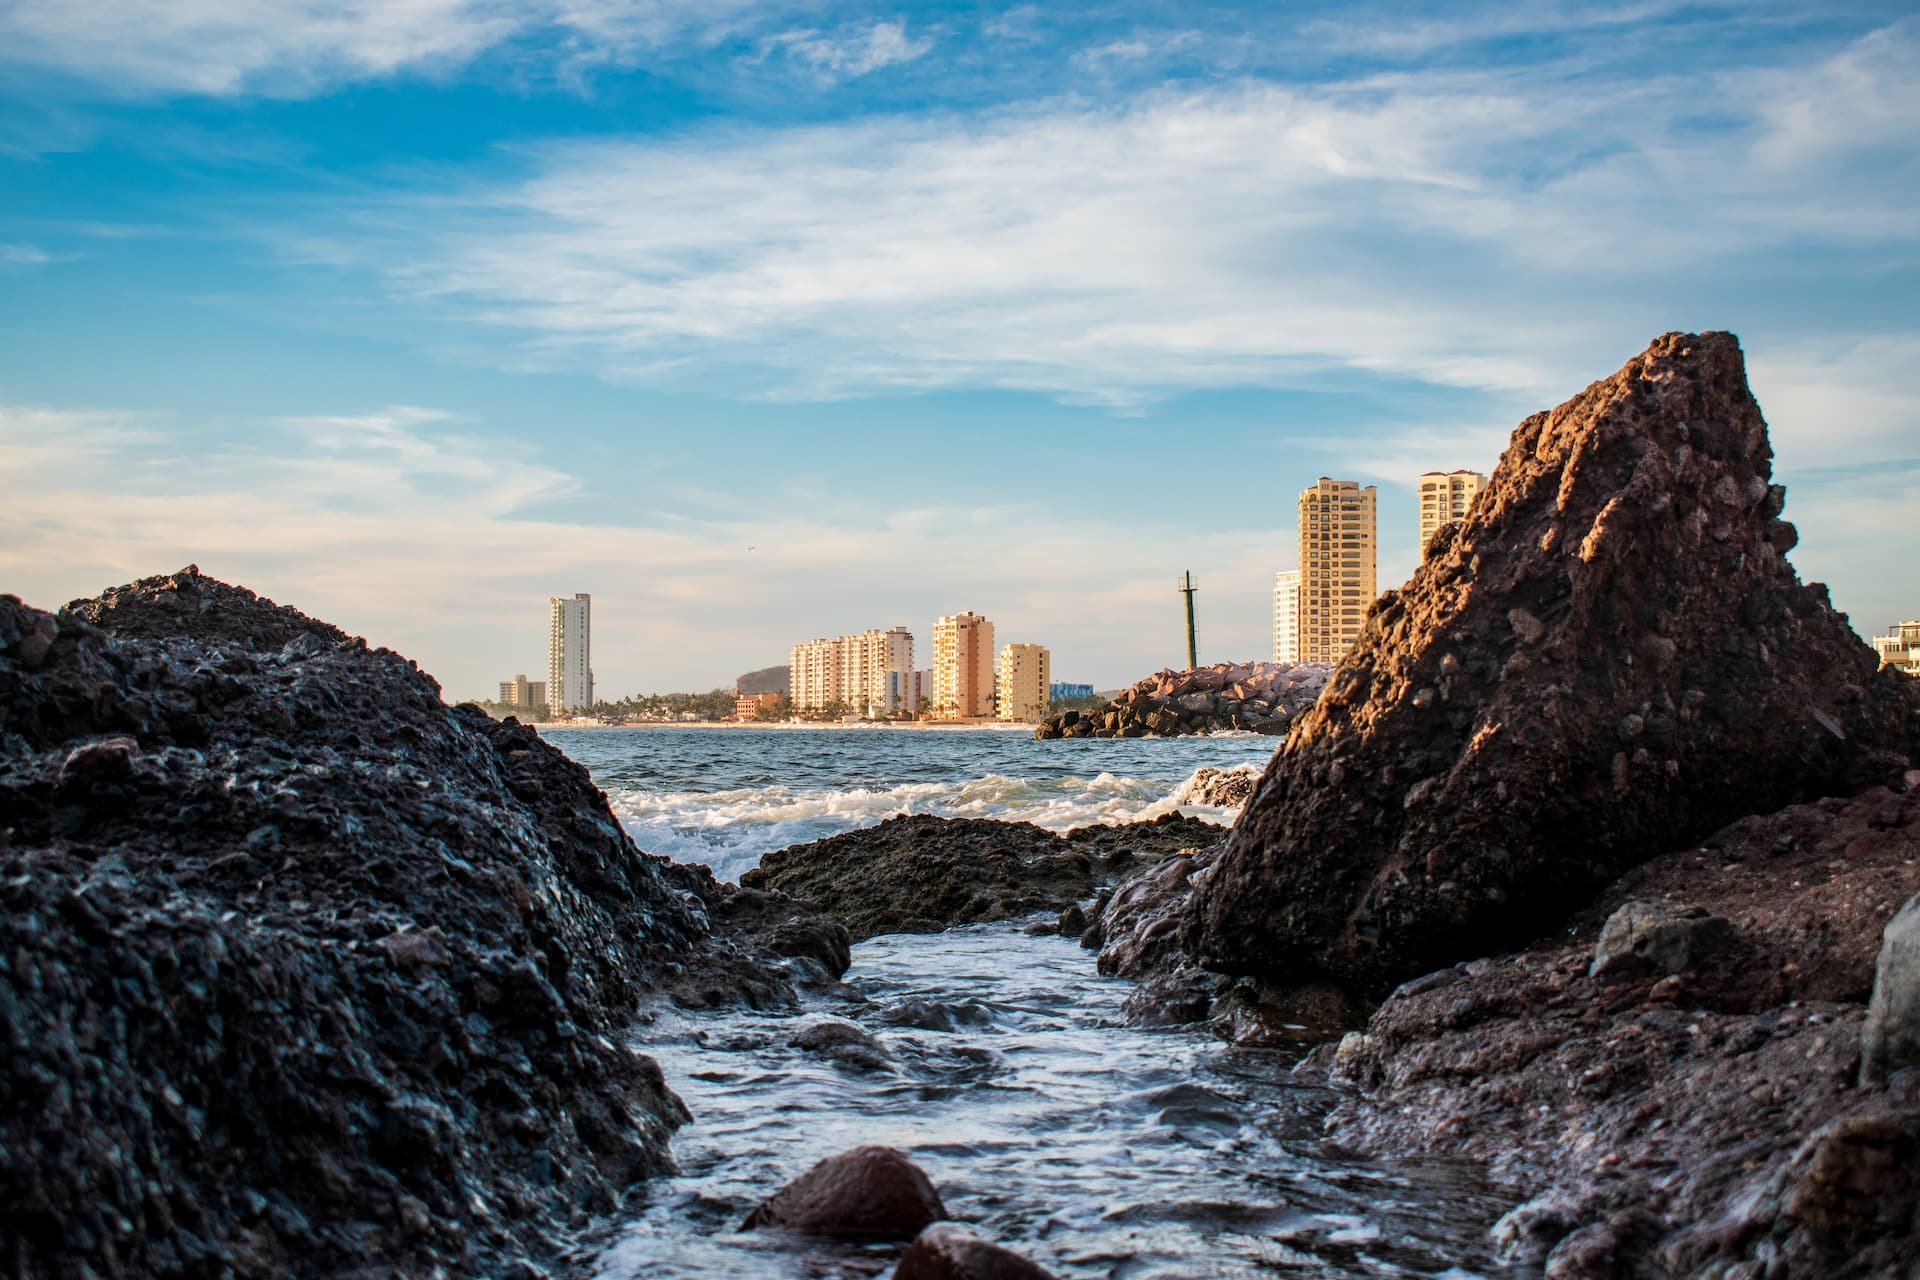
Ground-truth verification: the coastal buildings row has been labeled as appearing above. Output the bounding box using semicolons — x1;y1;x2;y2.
787;610;1055;721
1876;621;1920;676
1271;471;1486;665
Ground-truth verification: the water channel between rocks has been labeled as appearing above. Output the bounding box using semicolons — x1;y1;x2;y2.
540;729;1526;1277
596;923;1524;1279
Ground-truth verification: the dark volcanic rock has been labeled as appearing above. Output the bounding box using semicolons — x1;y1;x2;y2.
742;1144;944;1241
1312;781;1920;1277
741;812;1224;941
1190;332;1920;995
895;1223;1058;1279
0;567;829;1279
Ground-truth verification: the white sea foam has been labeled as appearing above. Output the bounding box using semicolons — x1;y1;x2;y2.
610;765;1244;883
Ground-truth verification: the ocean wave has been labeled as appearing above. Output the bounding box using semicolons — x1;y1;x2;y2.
610;766;1244;883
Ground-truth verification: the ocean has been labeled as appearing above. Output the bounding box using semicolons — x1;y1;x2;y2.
544;726;1284;882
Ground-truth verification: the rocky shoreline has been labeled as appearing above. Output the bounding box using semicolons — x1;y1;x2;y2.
0;569;845;1278
1032;661;1328;738
7;331;1920;1279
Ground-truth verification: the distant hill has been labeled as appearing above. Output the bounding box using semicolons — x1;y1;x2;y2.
736;665;790;695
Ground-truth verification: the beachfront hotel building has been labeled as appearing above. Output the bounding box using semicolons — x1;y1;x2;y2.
1418;469;1488;550
497;674;548;713
996;643;1051;723
788;627;916;715
932;611;996;719
1298;478;1378;664
1874;620;1920;676
548;594;593;712
1272;569;1301;663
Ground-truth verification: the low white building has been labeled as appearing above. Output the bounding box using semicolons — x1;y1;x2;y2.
1874;620;1920;676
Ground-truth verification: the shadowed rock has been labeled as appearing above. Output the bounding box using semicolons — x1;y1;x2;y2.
896;1223;1058;1279
1188;332;1919;995
0;567;834;1278
742;1144;944;1241
742;812;1223;941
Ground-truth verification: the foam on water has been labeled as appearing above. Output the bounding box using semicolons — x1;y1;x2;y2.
607;770;1245;881
544;727;1278;882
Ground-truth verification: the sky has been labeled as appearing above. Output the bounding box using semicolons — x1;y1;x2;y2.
1;0;1916;698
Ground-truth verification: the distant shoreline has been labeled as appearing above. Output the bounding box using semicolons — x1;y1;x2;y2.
526;719;1040;732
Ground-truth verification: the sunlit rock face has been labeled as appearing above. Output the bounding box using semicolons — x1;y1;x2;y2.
1189;331;1920;994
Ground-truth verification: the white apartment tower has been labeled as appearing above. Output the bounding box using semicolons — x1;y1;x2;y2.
995;643;1051;722
1298;478;1378;665
933;611;995;719
1418;469;1488;550
789;627;916;715
548;593;594;712
1272;570;1301;664
790;637;841;712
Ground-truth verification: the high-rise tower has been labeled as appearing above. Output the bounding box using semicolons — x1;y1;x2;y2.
1272;569;1301;663
1298;478;1377;664
932;611;995;719
548;593;593;712
1417;469;1487;549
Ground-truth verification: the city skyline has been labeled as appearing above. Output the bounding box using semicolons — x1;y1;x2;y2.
2;3;1915;694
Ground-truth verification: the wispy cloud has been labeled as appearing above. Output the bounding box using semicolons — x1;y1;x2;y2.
765;19;933;82
303;21;1919;408
0;0;812;97
0;242;54;269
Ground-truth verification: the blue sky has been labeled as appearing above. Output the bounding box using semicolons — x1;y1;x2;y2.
2;0;1916;697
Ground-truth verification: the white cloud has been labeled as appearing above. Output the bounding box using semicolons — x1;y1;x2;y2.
0;0;798;96
766;19;932;82
331;24;1918;408
0;242;54;268
0;0;531;96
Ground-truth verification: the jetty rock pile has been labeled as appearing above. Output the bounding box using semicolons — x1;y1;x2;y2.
1187;330;1919;993
0;567;841;1278
1033;661;1329;739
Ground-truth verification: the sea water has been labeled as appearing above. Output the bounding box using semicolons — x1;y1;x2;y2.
545;728;1519;1279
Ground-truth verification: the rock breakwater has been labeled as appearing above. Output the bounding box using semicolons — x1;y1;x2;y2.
0;567;836;1278
1032;661;1328;738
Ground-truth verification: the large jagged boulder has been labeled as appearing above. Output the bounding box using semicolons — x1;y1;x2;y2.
1188;332;1919;994
0;567;836;1278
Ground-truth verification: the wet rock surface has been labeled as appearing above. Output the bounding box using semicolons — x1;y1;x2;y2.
0;567;833;1278
1188;331;1920;995
741;1144;945;1241
740;811;1224;941
1033;661;1329;738
1304;782;1920;1277
895;1223;1058;1279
